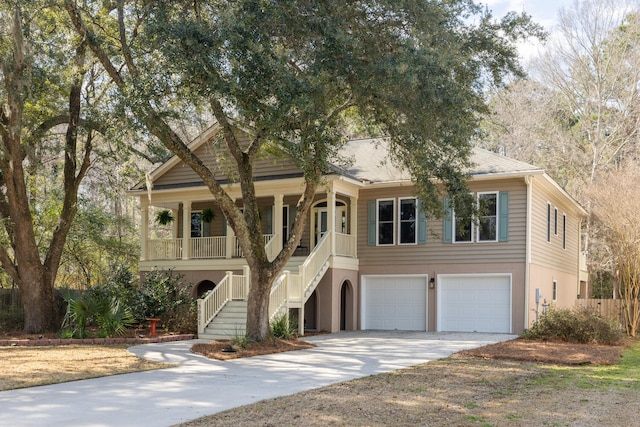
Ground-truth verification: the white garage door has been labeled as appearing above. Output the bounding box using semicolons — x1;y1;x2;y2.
438;275;511;333
362;276;427;331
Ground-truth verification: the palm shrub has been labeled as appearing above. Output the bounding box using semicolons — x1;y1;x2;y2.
95;298;136;337
270;313;297;340
522;306;623;345
62;295;96;338
62;290;136;338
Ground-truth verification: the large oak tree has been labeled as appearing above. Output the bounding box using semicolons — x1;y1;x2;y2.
0;3;109;331
65;0;540;341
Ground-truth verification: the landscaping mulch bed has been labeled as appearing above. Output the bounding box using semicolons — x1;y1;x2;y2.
458;337;628;365
191;338;315;360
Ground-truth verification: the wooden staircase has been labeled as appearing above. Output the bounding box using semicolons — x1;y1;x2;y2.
197;231;342;339
199;300;247;340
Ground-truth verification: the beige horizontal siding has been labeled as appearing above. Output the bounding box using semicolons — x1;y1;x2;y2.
357;178;528;266
153;131;302;187
529;178;581;275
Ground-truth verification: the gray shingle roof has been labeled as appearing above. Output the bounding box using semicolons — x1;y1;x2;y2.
338;138;542;183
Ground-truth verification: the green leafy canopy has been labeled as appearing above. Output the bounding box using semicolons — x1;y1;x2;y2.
131;0;542;214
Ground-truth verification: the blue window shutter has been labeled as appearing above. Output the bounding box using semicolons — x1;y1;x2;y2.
368;200;376;246
443;196;452;243
417;200;427;244
265;206;273;235
499;192;509;242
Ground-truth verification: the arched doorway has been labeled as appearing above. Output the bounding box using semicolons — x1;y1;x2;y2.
304;290;317;331
196;280;216;298
340;280;353;331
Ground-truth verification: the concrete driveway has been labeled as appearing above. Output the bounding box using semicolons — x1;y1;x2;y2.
0;331;515;427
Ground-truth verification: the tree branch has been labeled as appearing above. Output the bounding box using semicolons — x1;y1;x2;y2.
117;0;138;76
64;1;126;87
209;98;244;163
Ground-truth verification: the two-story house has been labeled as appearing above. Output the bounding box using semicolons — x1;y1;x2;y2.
128;123;587;339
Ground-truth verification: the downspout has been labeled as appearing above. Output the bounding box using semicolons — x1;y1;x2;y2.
524;175;533;330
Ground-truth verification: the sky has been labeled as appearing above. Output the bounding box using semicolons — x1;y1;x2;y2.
483;0;576;60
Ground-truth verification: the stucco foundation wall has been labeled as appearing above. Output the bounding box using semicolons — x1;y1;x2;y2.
528;263;579;328
312;268;359;333
358;262;526;333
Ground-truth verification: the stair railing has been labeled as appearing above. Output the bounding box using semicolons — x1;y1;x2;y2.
197;271;233;334
268;270;289;321
299;231;331;297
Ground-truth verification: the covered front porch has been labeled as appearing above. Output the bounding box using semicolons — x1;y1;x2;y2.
137;180;360;265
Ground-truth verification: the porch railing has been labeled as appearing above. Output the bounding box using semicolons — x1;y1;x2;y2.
234;234;274;258
191;236;226;258
147;235;278;261
146;238;183;260
335;232;356;257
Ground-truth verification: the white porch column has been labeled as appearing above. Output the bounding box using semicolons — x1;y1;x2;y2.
327;188;336;255
182;201;191;260
274;194;284;253
226;214;235;259
140;199;149;261
171;208;179;239
350;196;358;258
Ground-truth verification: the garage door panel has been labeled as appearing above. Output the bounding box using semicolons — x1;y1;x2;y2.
438;275;511;333
363;276;427;331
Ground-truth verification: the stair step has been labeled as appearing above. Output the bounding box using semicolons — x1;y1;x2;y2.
198;258;330;340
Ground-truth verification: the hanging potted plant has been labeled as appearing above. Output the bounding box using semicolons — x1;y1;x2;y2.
155;209;174;225
201;207;215;223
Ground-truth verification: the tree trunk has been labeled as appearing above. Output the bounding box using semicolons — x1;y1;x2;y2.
19;265;56;333
245;267;277;341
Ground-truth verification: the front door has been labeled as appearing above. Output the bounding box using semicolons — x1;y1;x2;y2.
312;202;347;247
313;208;328;247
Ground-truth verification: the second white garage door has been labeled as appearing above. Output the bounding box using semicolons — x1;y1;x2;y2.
361;276;427;331
438;274;511;333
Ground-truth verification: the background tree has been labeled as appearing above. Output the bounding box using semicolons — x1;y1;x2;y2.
0;3;151;332
66;0;541;341
482;0;640;300
588;163;640;336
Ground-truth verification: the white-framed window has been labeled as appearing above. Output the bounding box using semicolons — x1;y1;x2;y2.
478;192;498;242
554;207;558;235
546;203;552;242
453;196;473;243
453;193;498;243
377;199;395;245
398;197;418;245
191;211;203;238
552;280;558;301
